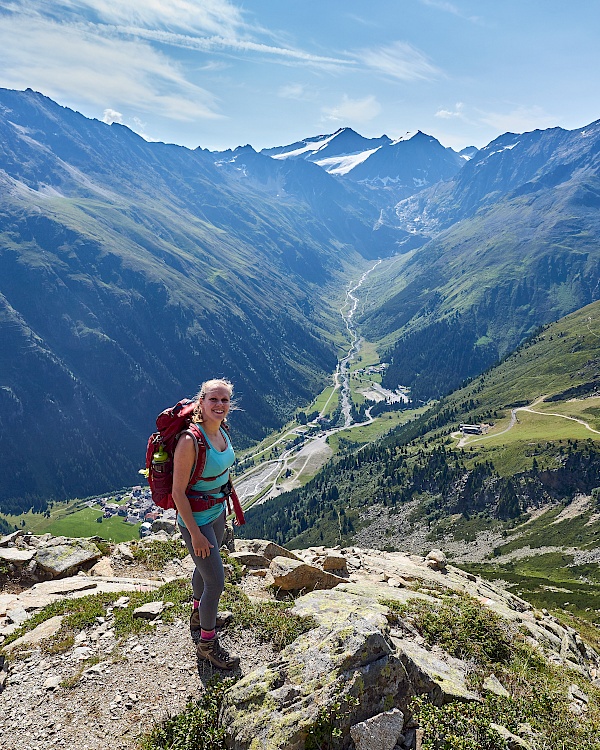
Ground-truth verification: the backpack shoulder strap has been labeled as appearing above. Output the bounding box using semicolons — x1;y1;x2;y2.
183;425;208;489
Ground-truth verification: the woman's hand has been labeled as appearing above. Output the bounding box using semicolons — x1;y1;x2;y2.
190;529;214;559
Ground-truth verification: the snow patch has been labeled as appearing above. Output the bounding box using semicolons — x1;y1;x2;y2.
271;133;337;160
391;131;417;145
315;148;380;175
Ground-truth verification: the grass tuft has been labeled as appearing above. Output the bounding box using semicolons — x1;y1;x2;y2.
221;584;317;650
138;676;234;750
382;592;513;667
131;539;189;569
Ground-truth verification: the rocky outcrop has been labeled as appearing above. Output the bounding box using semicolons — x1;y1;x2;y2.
269;556;346;591
1;535;599;750
0;531;103;584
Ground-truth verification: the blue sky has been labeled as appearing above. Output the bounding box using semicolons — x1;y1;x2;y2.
1;1;599;152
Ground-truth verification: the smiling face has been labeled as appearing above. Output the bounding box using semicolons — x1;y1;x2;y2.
198;383;232;427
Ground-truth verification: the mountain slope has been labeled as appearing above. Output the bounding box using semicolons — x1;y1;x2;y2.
262;128;465;203
239;302;600;627
359;120;600;400
0;88;402;512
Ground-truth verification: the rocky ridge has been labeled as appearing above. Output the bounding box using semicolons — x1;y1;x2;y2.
1;529;599;750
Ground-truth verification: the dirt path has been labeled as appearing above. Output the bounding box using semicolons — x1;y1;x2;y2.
453;395;600;448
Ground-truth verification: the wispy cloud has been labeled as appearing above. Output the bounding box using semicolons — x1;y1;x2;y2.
435;102;466;119
0;0;354;133
278;83;317;101
478;105;556;134
359;41;441;81
322;95;381;124
0;15;222;121
113;25;352;68
11;0;247;36
420;0;483;24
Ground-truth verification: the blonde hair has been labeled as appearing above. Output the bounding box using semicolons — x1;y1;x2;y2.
192;378;234;423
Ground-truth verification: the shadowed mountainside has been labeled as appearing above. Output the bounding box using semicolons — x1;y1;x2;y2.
0;88;404;512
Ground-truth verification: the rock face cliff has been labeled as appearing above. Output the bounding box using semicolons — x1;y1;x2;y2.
1;530;599;750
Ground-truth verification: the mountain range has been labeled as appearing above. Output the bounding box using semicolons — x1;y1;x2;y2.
0;89;404;511
262;127;466;202
361;120;600;400
2;86;600;516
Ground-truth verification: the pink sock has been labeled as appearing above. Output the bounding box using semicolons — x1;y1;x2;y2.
201;628;216;640
193;599;200;610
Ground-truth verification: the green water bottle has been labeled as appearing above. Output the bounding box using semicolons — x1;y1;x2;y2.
152;445;169;473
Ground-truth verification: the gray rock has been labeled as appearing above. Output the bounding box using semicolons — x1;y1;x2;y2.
490;723;534;750
35;540;102;577
483;673;510;698
0;530;23;547
568;683;589;704
269;556;345;591
291;589;389;630
72;646;94;661
116;543;135;561
350;708;404;750
44;675;62;691
90;558;115;577
132;601;164;619
0;548;35;565
2;615;64;654
391;638;480;704
228;551;270;568
151;518;177;535
223;617;403;750
425;549;447;571
236;539;300;562
6;607;30;626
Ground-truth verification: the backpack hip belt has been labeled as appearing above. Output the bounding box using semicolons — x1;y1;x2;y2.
187;480;232;512
186;479;245;525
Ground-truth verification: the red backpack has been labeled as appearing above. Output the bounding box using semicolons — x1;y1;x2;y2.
145;399;245;525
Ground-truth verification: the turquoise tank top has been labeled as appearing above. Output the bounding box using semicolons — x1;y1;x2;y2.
177;424;235;529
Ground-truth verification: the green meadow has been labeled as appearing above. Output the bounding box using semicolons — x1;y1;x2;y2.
5;502;140;543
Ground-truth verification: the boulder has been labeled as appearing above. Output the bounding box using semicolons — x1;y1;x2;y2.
236;539;300;562
0;530;23;547
6;607;30;626
0;548;35;565
390;639;479;705
490;723;534;750
321;554;348;572
291;589;389;630
350;708;405;750
35;540;102;577
270;556;345;591
115;543;135;561
2;615;64;654
223;618;404;750
133;601;164;619
425;549;447;571
223;585;479;749
151;518;177;535
483;673;510;698
89;558;115;577
229;551;270;568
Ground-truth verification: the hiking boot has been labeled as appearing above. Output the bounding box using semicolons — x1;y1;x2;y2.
196;637;240;670
190;609;233;635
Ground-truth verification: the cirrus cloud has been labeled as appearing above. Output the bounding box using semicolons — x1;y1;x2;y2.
0;14;222;121
322;94;381;124
359;41;441;81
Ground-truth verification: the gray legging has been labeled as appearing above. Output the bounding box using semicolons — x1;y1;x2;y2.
179;510;226;631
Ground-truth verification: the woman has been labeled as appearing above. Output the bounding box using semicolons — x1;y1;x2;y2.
171;378;239;670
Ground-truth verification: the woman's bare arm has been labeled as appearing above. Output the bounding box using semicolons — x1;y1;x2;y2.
172;433;214;558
